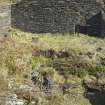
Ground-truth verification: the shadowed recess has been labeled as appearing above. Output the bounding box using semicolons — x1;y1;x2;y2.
85;89;105;105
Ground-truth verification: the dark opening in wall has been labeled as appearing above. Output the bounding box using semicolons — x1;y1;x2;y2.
75;12;103;37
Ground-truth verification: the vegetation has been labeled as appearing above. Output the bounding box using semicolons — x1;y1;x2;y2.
0;28;105;104
31;32;105;76
0;0;105;104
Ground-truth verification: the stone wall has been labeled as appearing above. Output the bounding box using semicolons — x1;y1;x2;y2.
11;0;105;36
0;5;11;36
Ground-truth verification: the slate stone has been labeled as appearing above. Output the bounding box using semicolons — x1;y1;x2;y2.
0;5;11;36
11;0;105;37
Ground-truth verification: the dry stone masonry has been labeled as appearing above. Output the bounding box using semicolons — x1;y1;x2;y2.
0;4;11;36
11;0;105;37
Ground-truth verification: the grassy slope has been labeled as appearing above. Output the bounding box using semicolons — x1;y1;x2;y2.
12;28;105;76
31;33;105;72
0;28;105;105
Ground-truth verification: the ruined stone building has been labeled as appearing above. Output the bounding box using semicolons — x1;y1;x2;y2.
11;0;105;37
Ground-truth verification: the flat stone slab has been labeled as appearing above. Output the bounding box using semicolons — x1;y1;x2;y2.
0;4;11;36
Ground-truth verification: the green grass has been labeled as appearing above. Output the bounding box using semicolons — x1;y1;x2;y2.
12;29;105;77
36;34;103;51
0;28;105;105
31;33;105;76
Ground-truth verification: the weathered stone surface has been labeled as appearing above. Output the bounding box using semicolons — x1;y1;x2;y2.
11;0;105;37
0;5;11;36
